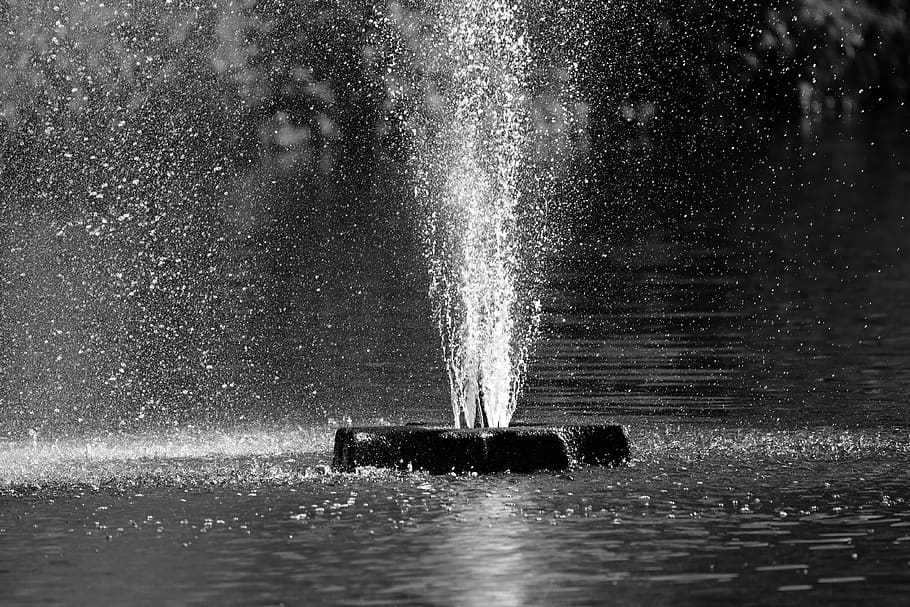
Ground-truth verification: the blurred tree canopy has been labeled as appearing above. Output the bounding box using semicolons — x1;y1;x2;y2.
1;0;907;193
3;1;908;159
0;0;383;197
573;0;909;137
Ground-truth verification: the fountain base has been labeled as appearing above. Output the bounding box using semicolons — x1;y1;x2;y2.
331;425;630;474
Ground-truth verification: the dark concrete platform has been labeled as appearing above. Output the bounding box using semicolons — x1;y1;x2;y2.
331;425;630;474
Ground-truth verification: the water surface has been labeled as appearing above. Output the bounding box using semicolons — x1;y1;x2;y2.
2;110;909;604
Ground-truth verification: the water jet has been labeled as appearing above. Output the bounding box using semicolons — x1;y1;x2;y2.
364;1;633;470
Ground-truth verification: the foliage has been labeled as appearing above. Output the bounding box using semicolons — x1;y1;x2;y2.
1;0;907;189
747;0;910;112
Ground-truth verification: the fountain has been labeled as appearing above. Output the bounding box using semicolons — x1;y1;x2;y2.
413;0;532;430
7;3;910;603
332;0;629;472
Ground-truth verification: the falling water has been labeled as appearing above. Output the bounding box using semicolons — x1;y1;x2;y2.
390;0;550;428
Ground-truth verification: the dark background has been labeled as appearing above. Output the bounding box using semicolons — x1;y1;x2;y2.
1;0;908;435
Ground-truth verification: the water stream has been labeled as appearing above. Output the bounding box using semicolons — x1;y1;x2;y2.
395;0;546;427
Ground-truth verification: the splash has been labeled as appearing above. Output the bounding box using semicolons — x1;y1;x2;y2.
389;1;547;428
428;0;532;428
0;425;334;487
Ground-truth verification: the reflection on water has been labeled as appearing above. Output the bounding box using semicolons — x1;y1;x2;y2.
738;111;910;427
523;107;910;429
428;490;532;606
1;109;909;603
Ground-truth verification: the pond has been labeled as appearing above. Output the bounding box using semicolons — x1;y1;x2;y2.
1;108;909;605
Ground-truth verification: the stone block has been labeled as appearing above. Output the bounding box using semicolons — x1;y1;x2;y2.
331;424;630;474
